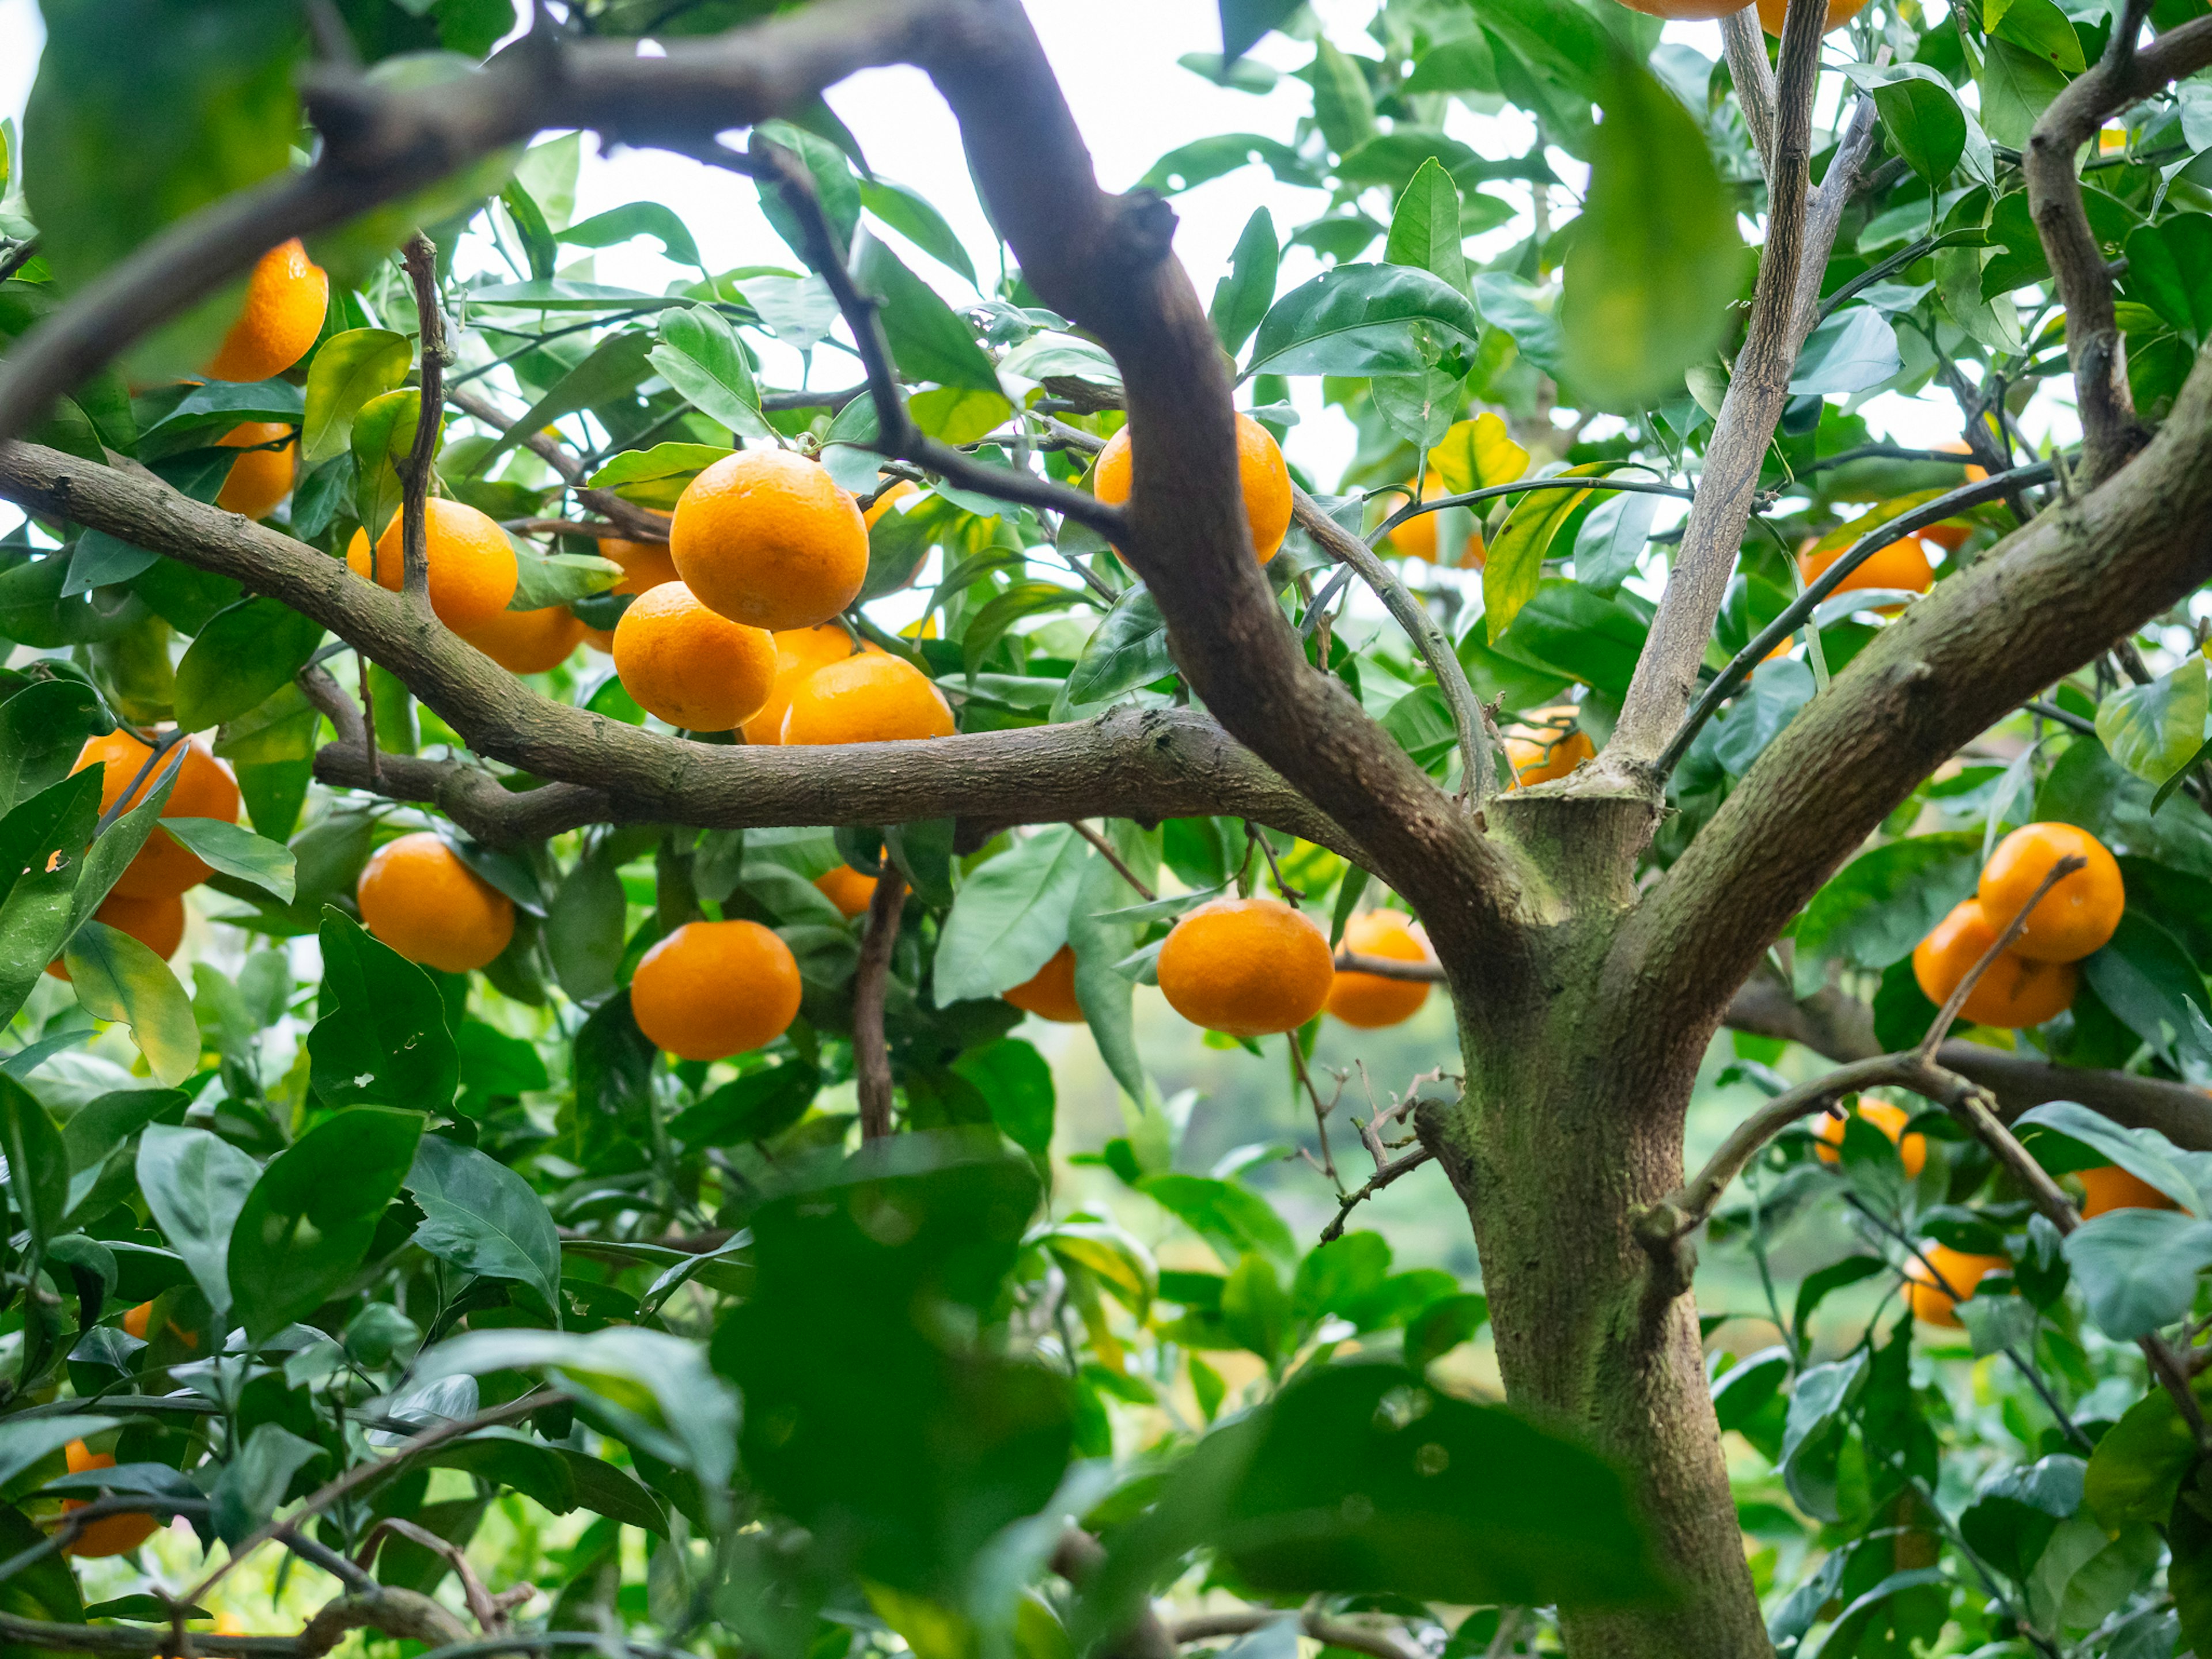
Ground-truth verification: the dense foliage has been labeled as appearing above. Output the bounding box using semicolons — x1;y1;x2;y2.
4;0;2212;1656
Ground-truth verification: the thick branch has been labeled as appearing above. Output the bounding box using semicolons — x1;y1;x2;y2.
1171;1614;1419;1659
2025;7;2212;483
1718;9;1778;179
398;233;444;607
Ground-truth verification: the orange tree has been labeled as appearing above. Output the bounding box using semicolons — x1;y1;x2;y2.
5;0;2212;1654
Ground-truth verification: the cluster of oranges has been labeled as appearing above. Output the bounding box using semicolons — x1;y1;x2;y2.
200;240;327;522
50;732;244;979
1911;823;2123;1029
1127;897;1433;1038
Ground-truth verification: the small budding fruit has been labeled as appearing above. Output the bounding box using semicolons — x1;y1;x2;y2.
630;919;803;1061
1797;535;1935;604
1093;412;1294;563
73;732;241;901
1905;1243;2008;1327
743;625;858;745
1813;1097;1927;1178
1978;822;2124;963
1753;0;1870;32
355;832;516;974
814;865;878;918
60;1441;159;1558
1503;708;1594;788
465;603;586;675
1325;911;1432;1029
1386;472;1482;569
1157;897;1335;1037
612;582;778;732
46;891;185;983
1912;899;2078;1028
2078;1163;2177;1218
346;498;520;635
782;653;956;745
204;238;328;382
670;449;869;631
213;423;296;521
1005;945;1085;1024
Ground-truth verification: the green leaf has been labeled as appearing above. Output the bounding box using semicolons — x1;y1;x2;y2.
0;770;101;1021
63;922;199;1086
0;1075;68;1264
2082;911;2211;1064
404;1133;562;1313
755;119;862;256
350;388;437;541
1791;832;1983;995
908;386;1013;446
1980;37;2071;148
0;679;112;816
509;549;622;611
585;441;733;507
2099;654;2210;787
1067;822;1159;1111
308;908;460;1111
857;177;976;285
2086;1390;2199;1530
1383;158;1467;297
210;1424;323;1546
2124;216;2212;345
1960;1455;2084;1581
137;1123;260;1320
1220;0;1305;60
1789;306;1904;395
1309;37;1380;157
171;595;324;732
649;305;777;441
1992;0;2086;71
951;1038;1056;1155
1138;1172;1298;1266
669;1059;821;1146
1562;51;1740;408
2062;1208;2212;1339
546;850;627;1005
558;203;703;271
1247;263;1481;378
301;328;412;465
850;230;1002;395
474;331;653;470
1138;134;1320;196
1065;586;1172;708
1484;467;1609;642
157;817;295;903
228;1105;423;1342
1844;64;1969;184
1211;209;1280;357
1487;576;1649;698
933;827;1092;1006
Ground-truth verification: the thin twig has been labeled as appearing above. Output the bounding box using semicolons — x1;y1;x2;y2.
356;1518;507;1631
1320;1146;1436;1244
399;234;446;612
854;868;906;1141
1916;855;2082;1058
1289;1038;1342;1185
1170;1613;1419;1659
1070;821;1156;902
355;651;380;787
1245;820;1304;903
1333;950;1446;983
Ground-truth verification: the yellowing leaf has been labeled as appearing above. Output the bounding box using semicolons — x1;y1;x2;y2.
1483;463;1609;643
1433;413;1527;495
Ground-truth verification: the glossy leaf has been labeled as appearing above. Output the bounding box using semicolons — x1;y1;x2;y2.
307;908;460;1111
933;826;1092;1006
649;305;777;441
1845;63;1968;184
137;1123;260;1320
851;230;1002;395
0;1075;68;1264
1484;468;1612;642
1791;832;1982;995
301;328;412;465
171;594;324;732
1211;208;1280;357
857;177;975;285
1247;264;1480;379
404;1132;562;1314
2061;1207;2212;1339
63;921;199;1086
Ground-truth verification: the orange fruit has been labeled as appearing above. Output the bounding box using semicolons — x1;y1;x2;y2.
1386;472;1483;569
1753;0;1868;29
1325;911;1431;1029
597;517;680;595
46;891;185;983
1157;897;1335;1037
466;604;585;675
121;1302;154;1340
1938;438;1991;483
60;1441;160;1558
346;498;519;635
1611;0;1749;18
1005;944;1085;1023
814;865;878;918
2078;1163;2177;1218
1798;535;1934;601
214;422;296;520
630;919;802;1061
1978;822;2124;963
669;449;869;630
742;625;859;745
782;653;955;745
1905;1243;2008;1327
1912;899;2078;1028
355;832;515;973
1093;412;1293;563
1503;708;1594;787
611;582;777;732
863;479;919;530
1813;1097;1926;1178
73;732;241;900
204;239;328;382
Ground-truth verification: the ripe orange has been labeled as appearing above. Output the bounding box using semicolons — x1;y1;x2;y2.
863;479;918;530
121;1302;154;1340
782;653;955;745
743;625;859;745
355;832;515;973
1005;944;1085;1023
1798;535;1934;601
1386;472;1483;569
630;919;802;1061
2078;1163;2176;1218
670;449;869;630
61;1441;160;1558
1813;1097;1926;1178
214;423;296;520
46;891;185;982
1937;438;1990;483
597;518;680;595
1157;897;1335;1037
1978;822;2124;963
814;865;878;918
1752;0;1869;31
1325;911;1431;1029
1610;0;1746;19
1503;708;1594;787
346;498;520;635
1912;899;2078;1028
1093;412;1294;563
204;239;328;382
73;732;241;900
612;582;777;732
465;603;586;675
1905;1243;2008;1327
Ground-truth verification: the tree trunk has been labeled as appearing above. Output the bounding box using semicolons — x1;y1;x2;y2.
1424;796;1771;1659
